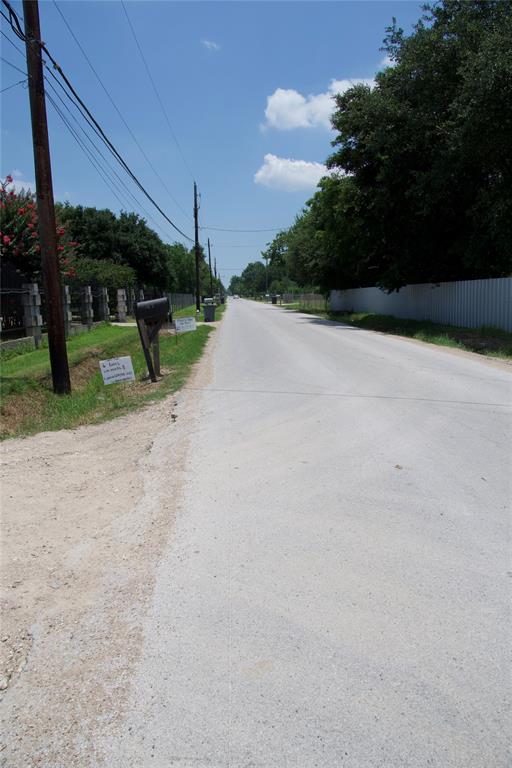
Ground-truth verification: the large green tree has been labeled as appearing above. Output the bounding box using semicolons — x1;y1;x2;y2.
265;0;512;292
327;0;512;289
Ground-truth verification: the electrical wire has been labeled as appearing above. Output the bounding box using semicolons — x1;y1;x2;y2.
51;0;192;223
201;225;285;232
46;82;189;245
0;54;27;77
0;76;26;93
46;88;130;212
0;22;189;244
0;26;24;55
211;245;270;248
1;0;194;243
120;0;195;182
2;2;287;242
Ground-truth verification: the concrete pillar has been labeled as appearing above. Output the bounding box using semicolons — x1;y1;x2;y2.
116;288;127;322
61;284;72;338
22;283;43;348
97;287;110;322
81;285;94;329
126;287;135;316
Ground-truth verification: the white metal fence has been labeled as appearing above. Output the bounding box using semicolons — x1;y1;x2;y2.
282;293;327;310
330;277;512;331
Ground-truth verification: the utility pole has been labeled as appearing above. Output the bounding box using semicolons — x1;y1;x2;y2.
214;257;217;280
207;237;213;297
193;181;201;312
23;0;71;394
264;254;269;296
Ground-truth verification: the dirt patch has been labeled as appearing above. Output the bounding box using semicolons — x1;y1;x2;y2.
0;386;47;438
69;350;103;389
447;330;511;355
1;351;104;438
0;330;218;767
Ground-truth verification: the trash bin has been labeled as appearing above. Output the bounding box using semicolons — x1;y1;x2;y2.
271;295;277;305
203;303;216;322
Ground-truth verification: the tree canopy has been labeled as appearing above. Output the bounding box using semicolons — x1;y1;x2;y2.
261;0;512;293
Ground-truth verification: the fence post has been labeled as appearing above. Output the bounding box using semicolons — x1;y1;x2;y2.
61;284;72;338
97;287;110;322
22;282;43;348
126;286;135;316
116;288;127;322
81;286;94;330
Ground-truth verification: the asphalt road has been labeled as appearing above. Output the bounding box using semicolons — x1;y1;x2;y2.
107;299;511;768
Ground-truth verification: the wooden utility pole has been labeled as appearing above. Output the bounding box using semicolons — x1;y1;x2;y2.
193;181;201;312
23;0;71;394
207;237;213;297
214;257;217;280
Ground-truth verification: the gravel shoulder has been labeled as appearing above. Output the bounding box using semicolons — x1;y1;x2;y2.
0;329;217;767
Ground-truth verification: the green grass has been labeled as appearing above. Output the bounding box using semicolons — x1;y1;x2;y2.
294;309;512;359
173;302;227;321
1;322;213;440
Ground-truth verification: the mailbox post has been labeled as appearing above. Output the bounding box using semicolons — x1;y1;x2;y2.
133;297;171;383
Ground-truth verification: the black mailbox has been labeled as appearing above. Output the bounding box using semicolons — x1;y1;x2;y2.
134;297;170;323
134;297;171;383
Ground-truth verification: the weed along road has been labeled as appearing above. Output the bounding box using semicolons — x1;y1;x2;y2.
100;298;511;767
1;300;510;767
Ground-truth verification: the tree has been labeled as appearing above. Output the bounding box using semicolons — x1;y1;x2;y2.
327;0;512;289
239;261;267;295
1;176;78;281
265;1;512;293
57;204;177;289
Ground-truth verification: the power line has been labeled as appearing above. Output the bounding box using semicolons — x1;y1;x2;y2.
201;225;285;233
0;25;25;55
1;0;194;243
212;244;270;248
0;76;26;93
0;19;190;243
0;54;27;77
120;0;195;182
2;3;288;242
42;68;183;242
45;89;130;212
44;77;145;212
51;0;192;224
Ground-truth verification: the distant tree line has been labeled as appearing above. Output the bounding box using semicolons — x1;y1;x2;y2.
56;203;223;295
235;0;512;296
1;184;224;296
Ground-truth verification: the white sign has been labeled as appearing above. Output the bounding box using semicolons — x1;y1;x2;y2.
175;317;197;334
99;356;135;385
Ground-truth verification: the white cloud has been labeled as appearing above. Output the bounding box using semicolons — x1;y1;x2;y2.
263;78;374;131
254;153;329;192
5;170;36;194
379;54;395;69
201;39;220;52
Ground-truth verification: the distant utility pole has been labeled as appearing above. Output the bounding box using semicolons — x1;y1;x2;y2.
214;257;217;280
23;0;71;394
207;237;213;297
264;254;269;295
193;181;201;312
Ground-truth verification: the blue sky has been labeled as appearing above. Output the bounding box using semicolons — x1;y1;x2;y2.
1;1;423;286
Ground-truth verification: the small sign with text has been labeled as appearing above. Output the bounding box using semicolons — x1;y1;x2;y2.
175;317;197;334
99;356;135;385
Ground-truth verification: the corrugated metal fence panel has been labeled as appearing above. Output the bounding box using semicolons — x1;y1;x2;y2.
330;278;512;331
169;293;195;312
